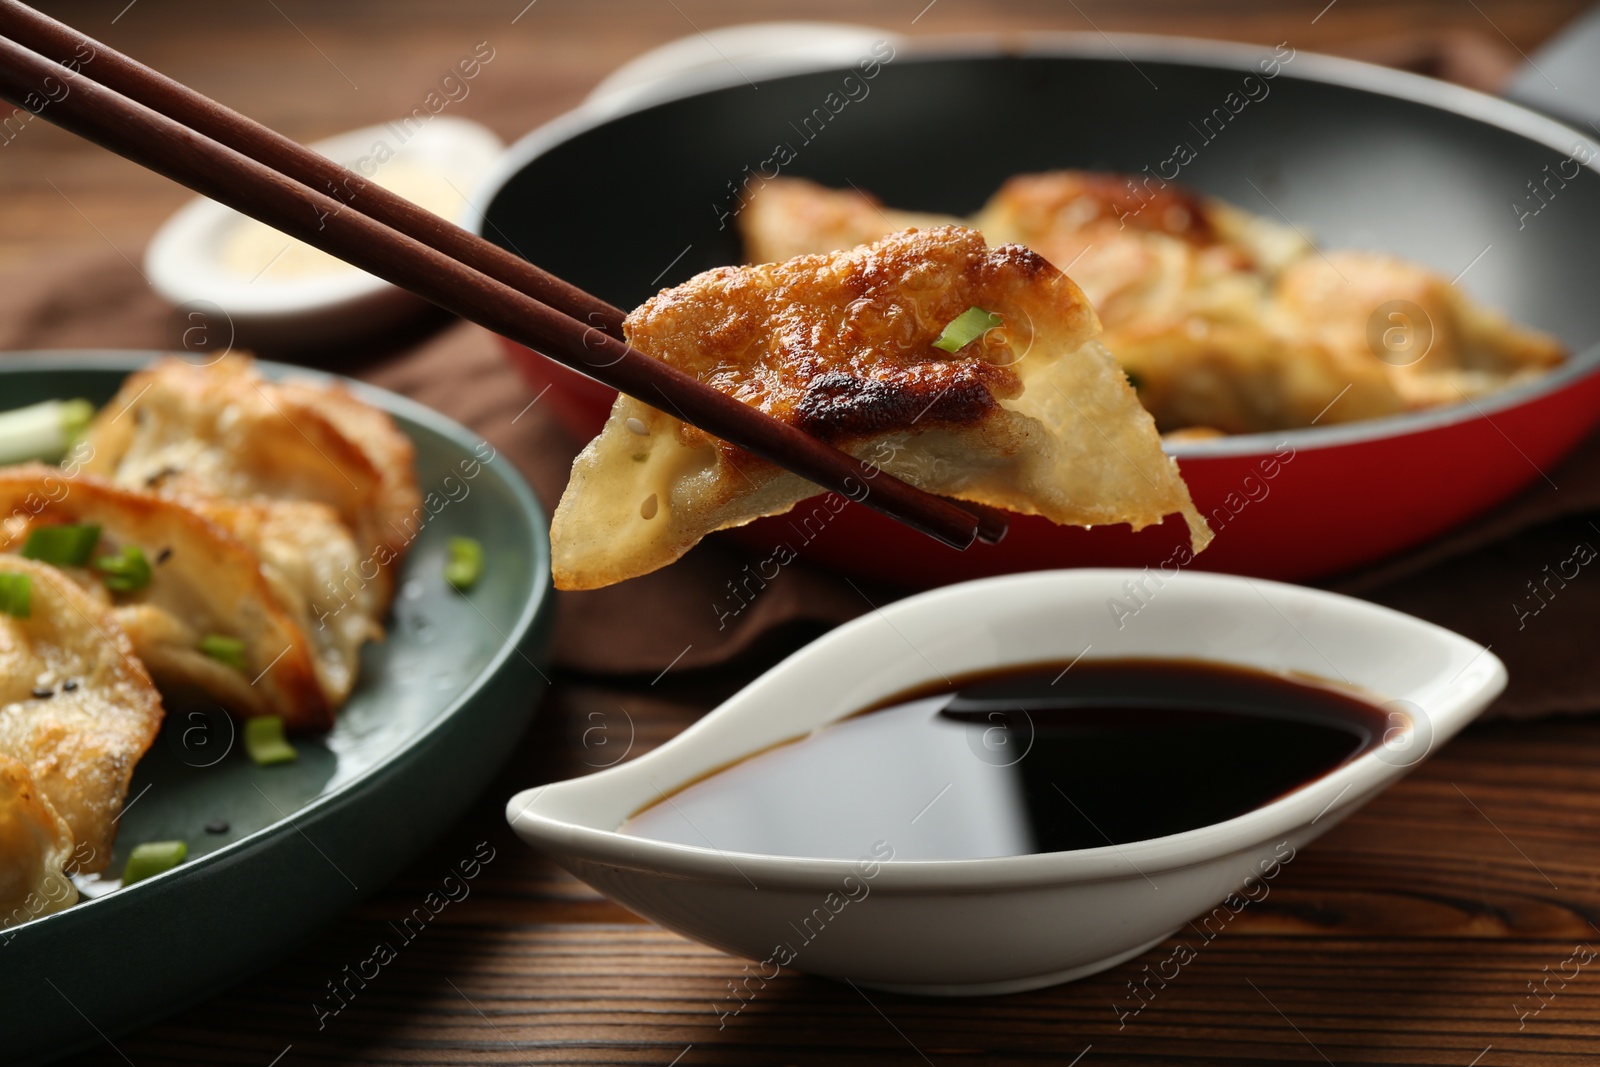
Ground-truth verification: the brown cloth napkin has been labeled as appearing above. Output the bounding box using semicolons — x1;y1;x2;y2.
1;30;1589;719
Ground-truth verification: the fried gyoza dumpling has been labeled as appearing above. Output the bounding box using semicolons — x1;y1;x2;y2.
969;173;1387;434
0;754;78;921
1273;250;1566;409
1105;322;1405;435
78;355;420;612
550;226;1210;590
739;176;959;264
742;174;1567;435
185;497;382;709
741;176;1336;433
270;375;423;575
742;174;1304;333
0;467;331;730
972;171;1309;317
0;557;163;878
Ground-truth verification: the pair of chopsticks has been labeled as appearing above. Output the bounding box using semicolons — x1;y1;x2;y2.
0;2;1007;551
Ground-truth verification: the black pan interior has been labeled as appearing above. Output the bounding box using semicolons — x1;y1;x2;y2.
482;49;1600;352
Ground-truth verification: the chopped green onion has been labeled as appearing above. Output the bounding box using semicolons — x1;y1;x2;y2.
0;572;32;618
93;545;152;593
445;536;483;591
199;634;248;672
0;398;96;465
62;398;95;445
932;307;1004;353
122;840;187;885
21;523;101;567
244;715;298;766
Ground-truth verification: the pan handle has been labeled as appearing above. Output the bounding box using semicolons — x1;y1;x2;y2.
1502;4;1600;131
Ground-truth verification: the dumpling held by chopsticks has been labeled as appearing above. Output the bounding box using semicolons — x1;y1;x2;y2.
550;226;1210;590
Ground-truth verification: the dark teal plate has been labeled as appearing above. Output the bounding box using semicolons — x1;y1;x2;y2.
0;353;554;1064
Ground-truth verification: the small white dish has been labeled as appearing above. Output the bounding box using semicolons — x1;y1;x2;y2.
145;116;504;349
506;569;1504;996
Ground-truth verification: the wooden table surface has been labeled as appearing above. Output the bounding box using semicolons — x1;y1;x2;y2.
8;1;1600;1064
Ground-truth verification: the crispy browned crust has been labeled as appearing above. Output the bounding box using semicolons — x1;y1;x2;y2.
78;355;411;612
984;171;1231;252
554;226;1207;590
0;556;163;874
0;465;331;731
738;177;961;265
747;172;1567;434
0;754;78;917
273;377;423;589
627;226;1091;460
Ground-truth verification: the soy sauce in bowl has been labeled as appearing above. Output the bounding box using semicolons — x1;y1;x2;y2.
622;659;1394;861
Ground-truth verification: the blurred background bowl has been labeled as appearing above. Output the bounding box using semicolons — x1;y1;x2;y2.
147;116;504;354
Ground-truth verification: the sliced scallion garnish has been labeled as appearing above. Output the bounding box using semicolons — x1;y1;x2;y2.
122;840;187;885
20;523;101;567
0;399;96;465
0;572;32;618
198;634;248;672
444;536;483;591
244;715;297;766
94;545;152;593
932;307;1003;353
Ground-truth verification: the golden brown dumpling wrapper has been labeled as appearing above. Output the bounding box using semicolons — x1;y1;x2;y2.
0;466;330;730
185;497;382;709
270;375;423;576
742;174;1306;338
1273;250;1566;409
551;226;1210;590
739;176;959;264
972;170;1306;330
77;355;419;613
1112;322;1406;435
0;754;78;923
0;556;163;877
740;175;1330;433
741;173;1566;434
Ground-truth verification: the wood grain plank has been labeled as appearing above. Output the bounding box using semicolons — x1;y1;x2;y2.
13;1;1600;1063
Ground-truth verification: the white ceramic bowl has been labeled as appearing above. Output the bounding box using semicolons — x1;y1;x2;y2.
506;569;1504;995
145;116;504;349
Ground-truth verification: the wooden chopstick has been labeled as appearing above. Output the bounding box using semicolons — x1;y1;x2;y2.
0;0;628;341
0;2;1009;549
0;30;1010;551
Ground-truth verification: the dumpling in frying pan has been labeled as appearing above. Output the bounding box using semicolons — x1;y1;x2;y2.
550;226;1210;590
0;466;332;730
1272;250;1566;409
77;355;420;613
742;175;1341;434
0;557;163;889
739;176;960;264
743;174;1567;434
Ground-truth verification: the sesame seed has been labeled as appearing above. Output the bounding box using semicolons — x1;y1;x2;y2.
625;417;650;436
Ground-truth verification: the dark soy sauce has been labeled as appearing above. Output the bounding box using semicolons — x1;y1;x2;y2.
622;658;1395;861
